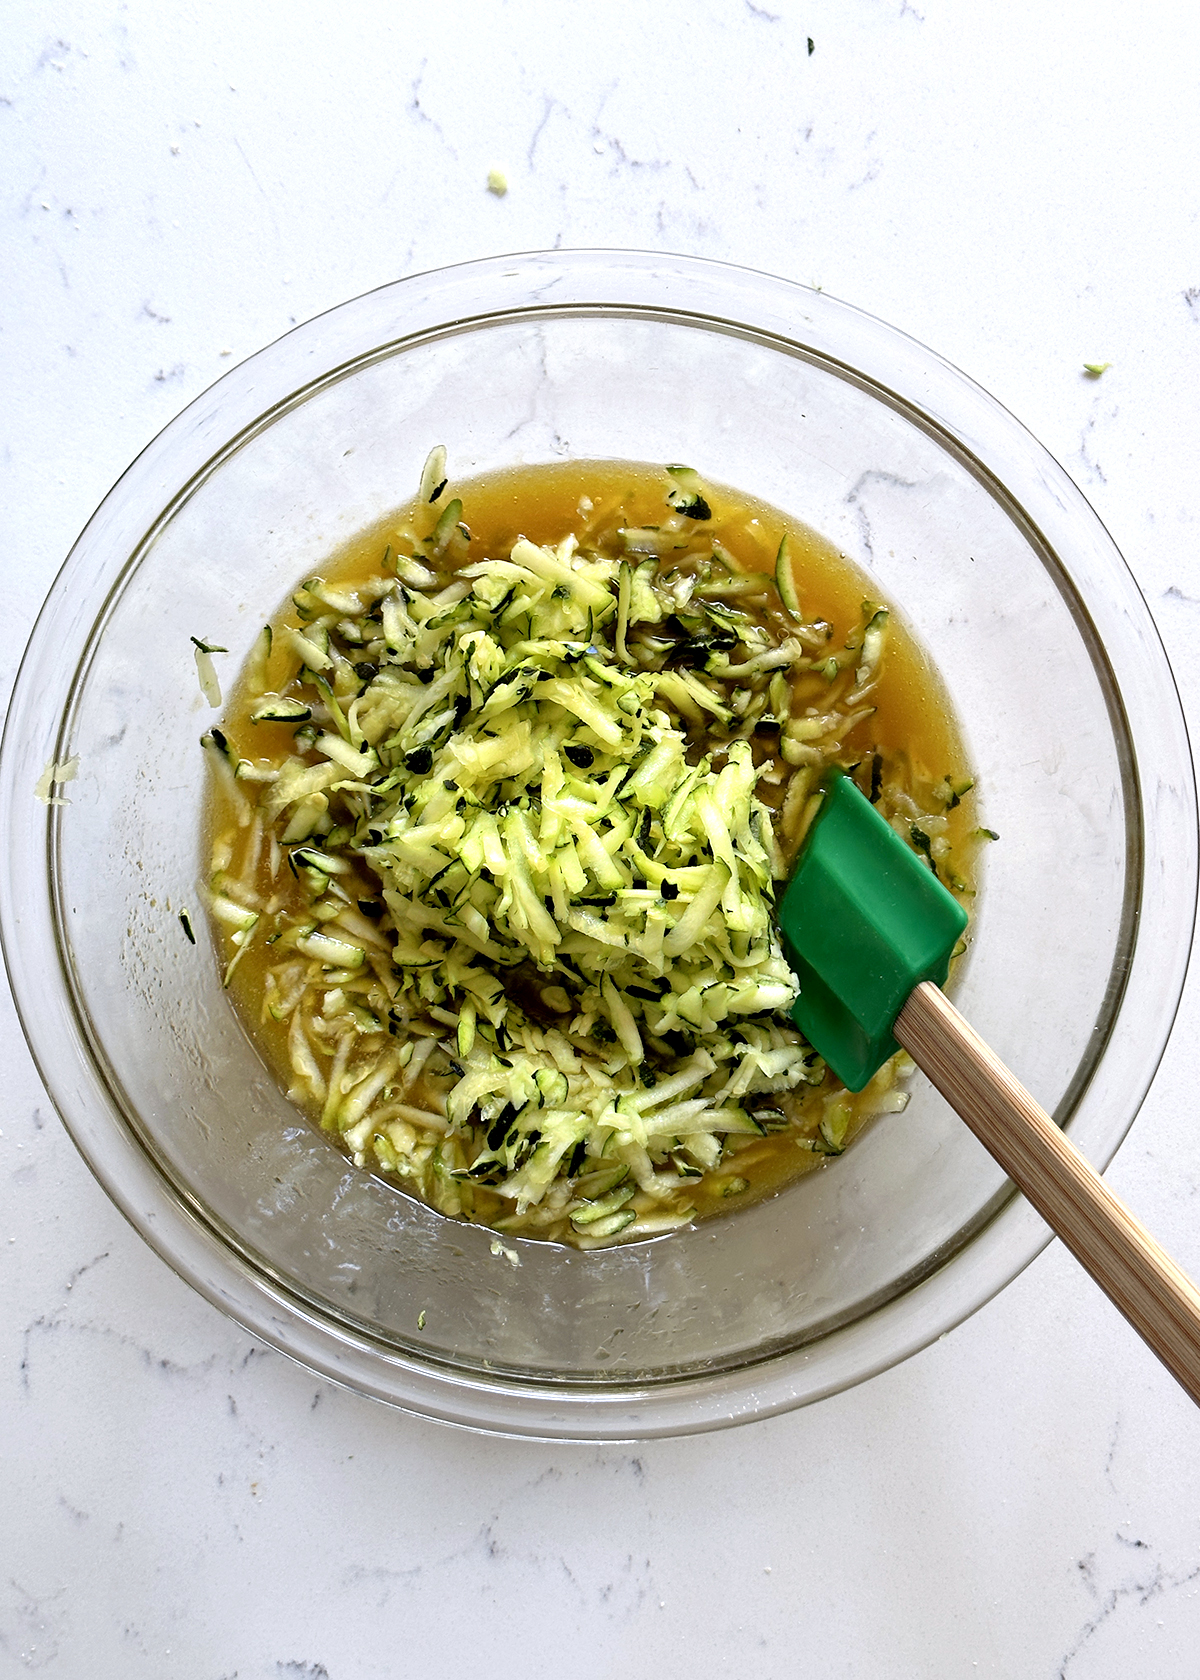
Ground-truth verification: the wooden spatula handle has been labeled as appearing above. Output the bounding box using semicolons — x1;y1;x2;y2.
894;980;1200;1406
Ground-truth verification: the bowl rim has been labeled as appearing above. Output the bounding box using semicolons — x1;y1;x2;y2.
2;247;1195;1439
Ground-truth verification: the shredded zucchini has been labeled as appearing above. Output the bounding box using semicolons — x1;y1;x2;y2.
202;460;976;1246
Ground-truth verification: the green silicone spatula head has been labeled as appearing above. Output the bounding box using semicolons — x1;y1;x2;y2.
776;768;969;1091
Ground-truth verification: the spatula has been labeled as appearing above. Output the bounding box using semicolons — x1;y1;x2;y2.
776;767;1200;1406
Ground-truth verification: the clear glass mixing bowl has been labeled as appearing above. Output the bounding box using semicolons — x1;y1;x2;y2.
1;251;1194;1439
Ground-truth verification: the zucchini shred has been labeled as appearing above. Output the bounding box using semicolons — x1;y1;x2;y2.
202;457;978;1249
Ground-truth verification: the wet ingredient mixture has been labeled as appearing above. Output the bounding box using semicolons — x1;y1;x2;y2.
202;456;980;1247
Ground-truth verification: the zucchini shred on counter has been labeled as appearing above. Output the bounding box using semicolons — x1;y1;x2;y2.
201;455;980;1249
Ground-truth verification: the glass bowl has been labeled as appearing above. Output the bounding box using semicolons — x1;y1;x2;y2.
1;251;1194;1440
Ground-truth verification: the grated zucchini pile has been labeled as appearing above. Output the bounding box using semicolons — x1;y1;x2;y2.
203;456;973;1246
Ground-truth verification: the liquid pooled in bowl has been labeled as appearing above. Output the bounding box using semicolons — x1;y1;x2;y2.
202;457;980;1247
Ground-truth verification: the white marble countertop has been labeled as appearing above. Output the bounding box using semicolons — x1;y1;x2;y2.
5;3;1200;1675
